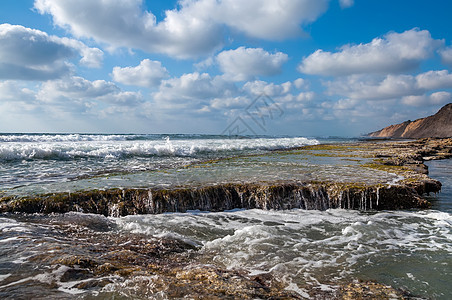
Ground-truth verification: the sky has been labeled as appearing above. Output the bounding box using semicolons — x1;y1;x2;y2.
1;0;452;137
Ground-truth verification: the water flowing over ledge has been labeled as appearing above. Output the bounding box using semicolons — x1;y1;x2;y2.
1;138;449;215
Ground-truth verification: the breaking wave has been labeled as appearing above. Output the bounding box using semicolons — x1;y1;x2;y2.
0;135;318;161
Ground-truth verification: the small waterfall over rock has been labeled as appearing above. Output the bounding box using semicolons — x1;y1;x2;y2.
1;180;439;216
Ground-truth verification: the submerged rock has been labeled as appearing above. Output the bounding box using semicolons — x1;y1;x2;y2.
339;281;408;300
16;220;299;299
0;138;449;215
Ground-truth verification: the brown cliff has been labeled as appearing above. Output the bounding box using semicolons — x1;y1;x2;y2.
368;103;452;138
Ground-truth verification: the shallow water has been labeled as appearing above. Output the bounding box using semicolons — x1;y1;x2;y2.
116;208;452;299
0;207;450;299
0;135;451;299
0;134;319;193
426;159;452;213
1;134;397;197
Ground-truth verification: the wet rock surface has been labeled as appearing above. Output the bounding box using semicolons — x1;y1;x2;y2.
338;281;413;300
2;139;449;299
1;213;421;299
0;215;301;299
1;138;450;215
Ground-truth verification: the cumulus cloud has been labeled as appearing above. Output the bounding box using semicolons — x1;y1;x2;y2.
243;80;292;96
97;91;144;106
298;28;442;76
402;91;451;107
439;46;452;67
58;37;103;68
416;70;452;90
36;76;143;112
38;76;118;101
293;78;309;89
153;72;238;112
34;0;329;59
208;0;329;40
339;0;354;8
0;23;103;80
0;81;37;104
326;70;452;101
217;47;288;81
112;59;169;88
34;0;222;59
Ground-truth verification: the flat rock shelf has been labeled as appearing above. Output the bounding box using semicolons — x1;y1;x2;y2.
2;138;450;216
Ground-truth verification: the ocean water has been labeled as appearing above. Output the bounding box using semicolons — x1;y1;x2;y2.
0;134;397;197
0;134;451;299
0;133;319;192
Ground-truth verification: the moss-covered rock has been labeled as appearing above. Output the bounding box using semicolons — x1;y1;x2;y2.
1;138;449;215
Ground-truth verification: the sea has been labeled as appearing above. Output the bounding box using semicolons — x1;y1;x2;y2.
0;133;451;299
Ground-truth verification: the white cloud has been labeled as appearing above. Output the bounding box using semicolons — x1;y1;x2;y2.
37;76;144;114
34;0;330;59
209;0;329;40
440;47;452;67
59;37;103;68
402;91;451;107
97;91;143;106
210;96;250;110
296;91;317;102
339;0;354;8
328;74;419;100
38;76;119;101
153;72;237;111
326;70;452;101
293;78;309;89
416;70;452;90
298;28;442;76
243;80;292;96
217;47;288;81
112;59;169;88
0;81;37;103
0;24;103;80
34;0;223;59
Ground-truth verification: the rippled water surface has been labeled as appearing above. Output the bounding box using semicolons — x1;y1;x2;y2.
0;134;320;193
1;207;451;299
0;135;451;299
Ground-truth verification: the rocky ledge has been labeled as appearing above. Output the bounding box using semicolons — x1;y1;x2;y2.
4;215;410;299
1;138;450;216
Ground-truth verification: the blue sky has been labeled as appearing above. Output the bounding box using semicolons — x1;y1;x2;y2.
1;0;452;136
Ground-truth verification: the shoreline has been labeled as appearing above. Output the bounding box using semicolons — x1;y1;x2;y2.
1;138;451;299
1;138;450;215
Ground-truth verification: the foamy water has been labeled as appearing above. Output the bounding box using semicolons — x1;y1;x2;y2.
0;135;451;299
0;134;318;190
0;207;451;299
114;208;452;298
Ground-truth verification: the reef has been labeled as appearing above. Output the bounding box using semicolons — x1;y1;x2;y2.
1;138;450;216
1;214;412;299
2;138;449;299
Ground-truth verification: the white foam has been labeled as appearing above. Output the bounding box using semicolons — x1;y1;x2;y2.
0;136;319;161
0;236;20;244
0;274;11;282
112;208;452;297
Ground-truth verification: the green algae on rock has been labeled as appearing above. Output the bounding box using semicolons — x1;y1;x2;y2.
1;138;449;215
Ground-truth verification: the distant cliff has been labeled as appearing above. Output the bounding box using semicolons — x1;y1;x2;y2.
368;103;452;138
